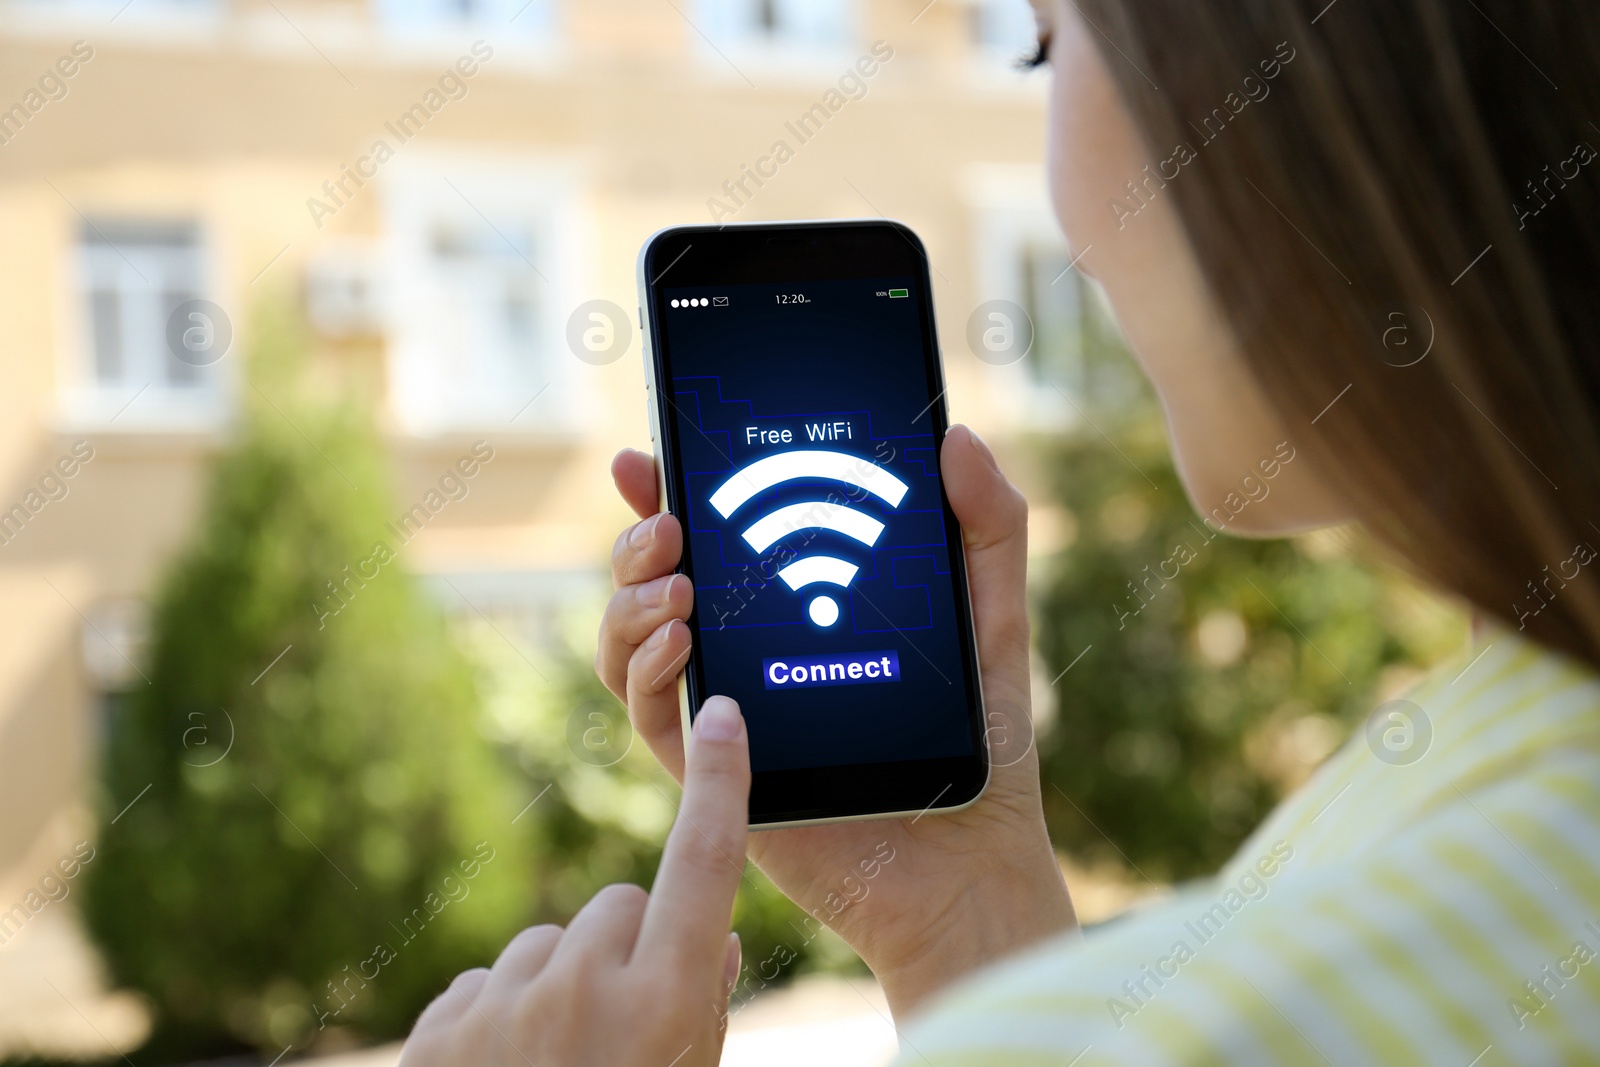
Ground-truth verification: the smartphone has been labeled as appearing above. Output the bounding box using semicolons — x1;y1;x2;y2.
636;220;988;828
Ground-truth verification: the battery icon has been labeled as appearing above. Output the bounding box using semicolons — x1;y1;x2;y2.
888;288;909;298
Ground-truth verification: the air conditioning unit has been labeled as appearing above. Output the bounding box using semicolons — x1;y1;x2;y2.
305;243;387;337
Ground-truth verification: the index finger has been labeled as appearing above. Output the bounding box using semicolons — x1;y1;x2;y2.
633;696;750;974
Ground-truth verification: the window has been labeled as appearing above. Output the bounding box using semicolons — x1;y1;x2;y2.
999;238;1137;422
427;220;542;402
68;220;227;427
376;0;552;35
1015;240;1110;395
384;163;580;433
969;0;1040;64
12;0;222;34
692;0;854;56
967;165;1138;426
17;0;216;13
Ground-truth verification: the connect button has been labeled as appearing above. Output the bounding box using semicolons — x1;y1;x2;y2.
763;650;900;690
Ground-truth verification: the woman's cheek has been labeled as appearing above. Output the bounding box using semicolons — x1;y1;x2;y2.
1044;9;1149;260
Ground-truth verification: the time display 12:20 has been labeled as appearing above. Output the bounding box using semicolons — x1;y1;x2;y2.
774;293;811;304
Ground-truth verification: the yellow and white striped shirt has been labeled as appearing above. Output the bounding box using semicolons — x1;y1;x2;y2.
897;631;1600;1065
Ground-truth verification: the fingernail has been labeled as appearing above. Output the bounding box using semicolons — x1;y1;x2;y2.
649;619;676;649
644;573;678;608
966;426;1001;473
629;512;663;548
696;696;743;741
723;932;742;991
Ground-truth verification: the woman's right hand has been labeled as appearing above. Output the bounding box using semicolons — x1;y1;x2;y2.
595;424;1077;1019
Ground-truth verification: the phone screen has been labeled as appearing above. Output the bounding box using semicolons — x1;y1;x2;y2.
644;224;987;824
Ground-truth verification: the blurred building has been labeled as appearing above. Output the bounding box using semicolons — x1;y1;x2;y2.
0;0;1095;915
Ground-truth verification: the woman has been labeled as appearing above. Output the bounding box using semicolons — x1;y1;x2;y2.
401;0;1600;1062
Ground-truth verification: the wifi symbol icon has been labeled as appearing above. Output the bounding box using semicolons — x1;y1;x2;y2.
710;450;909;628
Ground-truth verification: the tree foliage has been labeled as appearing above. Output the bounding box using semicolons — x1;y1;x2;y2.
1032;372;1462;882
82;304;533;1057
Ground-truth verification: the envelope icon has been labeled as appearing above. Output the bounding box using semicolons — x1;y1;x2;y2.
712;296;729;306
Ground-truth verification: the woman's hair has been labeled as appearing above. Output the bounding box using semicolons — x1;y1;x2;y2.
1078;0;1600;668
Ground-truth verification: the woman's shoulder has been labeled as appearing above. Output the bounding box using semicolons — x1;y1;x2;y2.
1214;628;1600;879
896;633;1600;1066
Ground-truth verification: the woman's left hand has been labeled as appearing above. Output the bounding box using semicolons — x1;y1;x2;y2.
398;696;749;1067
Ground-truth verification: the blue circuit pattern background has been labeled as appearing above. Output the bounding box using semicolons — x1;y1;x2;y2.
660;276;976;772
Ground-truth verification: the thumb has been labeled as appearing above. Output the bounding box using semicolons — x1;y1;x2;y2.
940;424;1030;688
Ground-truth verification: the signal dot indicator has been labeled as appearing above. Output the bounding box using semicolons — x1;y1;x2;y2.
808;596;841;627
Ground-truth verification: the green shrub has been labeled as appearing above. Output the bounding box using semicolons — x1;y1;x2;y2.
82;303;533;1058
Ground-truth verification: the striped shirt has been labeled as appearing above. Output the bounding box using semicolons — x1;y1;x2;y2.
895;631;1600;1065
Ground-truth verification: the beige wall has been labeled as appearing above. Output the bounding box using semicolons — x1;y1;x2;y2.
0;0;1056;879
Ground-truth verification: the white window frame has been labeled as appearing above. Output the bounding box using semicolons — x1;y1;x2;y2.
689;0;856;65
382;154;586;436
60;219;232;432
